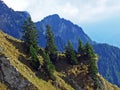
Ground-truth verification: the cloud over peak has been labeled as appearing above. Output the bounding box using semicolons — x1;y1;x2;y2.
2;0;120;24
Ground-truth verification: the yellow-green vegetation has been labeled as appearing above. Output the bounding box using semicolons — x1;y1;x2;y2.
0;30;56;90
0;82;7;90
38;55;44;65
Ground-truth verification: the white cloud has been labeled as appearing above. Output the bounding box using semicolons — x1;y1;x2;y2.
3;0;29;10
2;0;120;24
61;3;79;17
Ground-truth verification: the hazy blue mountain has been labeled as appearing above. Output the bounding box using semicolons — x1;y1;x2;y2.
0;0;29;38
35;14;93;50
0;0;120;87
94;44;120;87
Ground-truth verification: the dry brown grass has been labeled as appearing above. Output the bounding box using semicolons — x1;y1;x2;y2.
0;30;56;90
53;71;74;90
56;53;120;90
0;82;7;90
55;57;94;90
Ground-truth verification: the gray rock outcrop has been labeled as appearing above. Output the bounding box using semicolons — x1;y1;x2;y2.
0;54;37;90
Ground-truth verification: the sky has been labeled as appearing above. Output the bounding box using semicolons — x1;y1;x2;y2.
2;0;120;47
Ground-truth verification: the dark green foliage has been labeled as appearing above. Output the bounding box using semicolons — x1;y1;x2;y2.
41;50;55;80
85;42;99;89
85;42;95;59
89;58;99;89
30;45;40;69
78;38;85;55
45;25;57;63
22;17;40;69
65;40;78;65
22;17;38;52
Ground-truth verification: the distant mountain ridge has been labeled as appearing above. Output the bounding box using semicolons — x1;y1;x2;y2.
0;0;120;87
94;44;120;87
35;14;93;50
0;0;29;38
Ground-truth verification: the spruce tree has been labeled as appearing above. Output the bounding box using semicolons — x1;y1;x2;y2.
85;42;95;59
85;42;99;89
78;38;84;55
41;50;55;80
23;17;38;52
45;25;57;63
22;17;40;69
30;45;40;69
65;40;78;65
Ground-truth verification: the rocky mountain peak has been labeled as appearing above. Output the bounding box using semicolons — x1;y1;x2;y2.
0;0;7;7
35;14;92;50
0;0;12;14
44;14;60;20
0;0;30;39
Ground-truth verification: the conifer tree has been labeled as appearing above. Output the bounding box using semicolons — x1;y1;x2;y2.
45;25;57;63
23;17;38;52
78;38;84;55
85;42;99;89
22;17;39;69
85;42;95;59
30;45;40;69
65;40;78;65
41;50;55;80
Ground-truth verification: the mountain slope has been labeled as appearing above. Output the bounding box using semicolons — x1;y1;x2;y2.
35;14;120;87
94;44;120;87
0;30;119;90
0;30;57;90
0;0;29;39
0;0;120;87
99;74;120;90
35;14;93;50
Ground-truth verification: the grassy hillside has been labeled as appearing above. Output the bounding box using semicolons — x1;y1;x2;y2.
0;30;57;90
0;30;120;90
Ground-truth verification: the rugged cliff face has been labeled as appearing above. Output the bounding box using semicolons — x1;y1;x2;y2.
0;53;37;90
